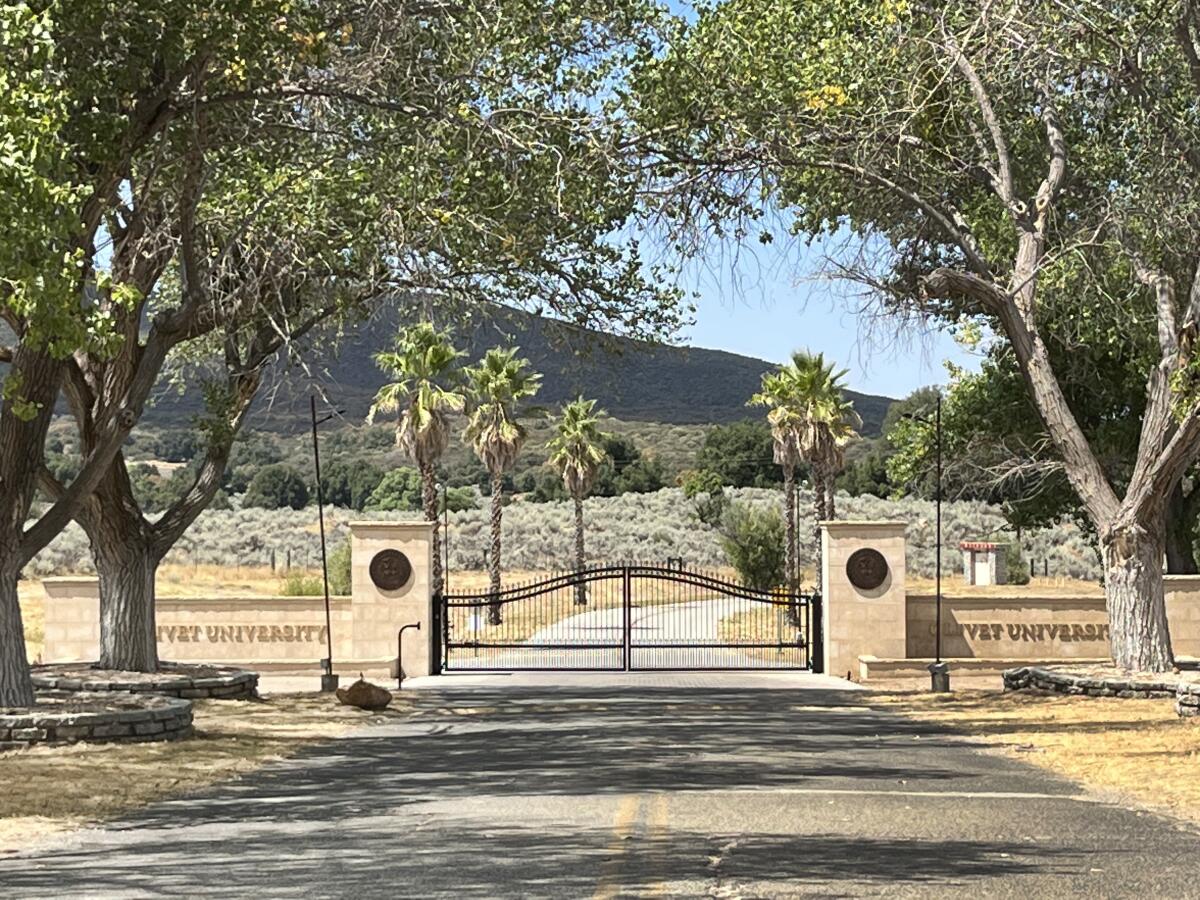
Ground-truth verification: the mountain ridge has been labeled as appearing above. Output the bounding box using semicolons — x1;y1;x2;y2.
145;305;896;436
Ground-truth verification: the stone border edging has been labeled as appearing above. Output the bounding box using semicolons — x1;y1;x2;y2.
31;663;259;700
0;691;193;749
1178;682;1200;718
1004;665;1200;717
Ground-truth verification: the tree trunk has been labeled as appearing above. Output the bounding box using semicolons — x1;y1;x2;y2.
91;517;159;672
783;466;796;590
825;472;836;521
1103;520;1174;672
71;458;161;672
487;470;504;625
573;493;587;605
0;564;34;706
1166;483;1199;574
0;347;65;706
419;461;443;596
812;471;827;543
811;471;827;590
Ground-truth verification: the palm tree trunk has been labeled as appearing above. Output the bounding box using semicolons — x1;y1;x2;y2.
825;471;836;521
487;469;504;625
573;493;587;605
419;460;443;596
812;470;827;545
783;465;796;590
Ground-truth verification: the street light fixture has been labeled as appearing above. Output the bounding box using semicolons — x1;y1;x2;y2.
902;394;949;693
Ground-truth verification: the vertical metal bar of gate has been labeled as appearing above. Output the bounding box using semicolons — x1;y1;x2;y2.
810;592;824;674
431;592;444;674
622;566;631;670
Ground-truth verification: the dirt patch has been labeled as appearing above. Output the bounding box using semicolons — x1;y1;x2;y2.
0;692;416;855
872;682;1200;824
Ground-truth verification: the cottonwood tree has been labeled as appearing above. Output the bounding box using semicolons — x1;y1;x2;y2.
0;1;330;705
2;0;687;700
640;0;1200;671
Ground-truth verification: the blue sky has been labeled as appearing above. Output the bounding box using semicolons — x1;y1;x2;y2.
670;235;980;401
656;0;979;400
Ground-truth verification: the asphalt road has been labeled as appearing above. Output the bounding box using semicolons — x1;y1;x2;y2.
4;676;1199;898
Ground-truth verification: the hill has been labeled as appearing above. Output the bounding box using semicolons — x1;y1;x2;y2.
143;305;896;435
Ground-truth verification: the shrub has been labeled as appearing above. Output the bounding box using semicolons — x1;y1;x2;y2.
1006;542;1031;585
443;486;478;513
365;467;423;512
719;502;786;590
515;466;568;503
280;572;324;596
243;464;310;510
697;421;782;487
327;539;352;595
680;468;728;526
320;460;385;511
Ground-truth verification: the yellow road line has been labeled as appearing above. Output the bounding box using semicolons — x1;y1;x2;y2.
645;793;671;897
593;794;641;900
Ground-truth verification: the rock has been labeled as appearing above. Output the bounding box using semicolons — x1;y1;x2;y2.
336;675;393;711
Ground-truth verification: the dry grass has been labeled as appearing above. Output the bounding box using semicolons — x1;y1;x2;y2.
0;692;415;855
905;575;1102;598
873;684;1200;823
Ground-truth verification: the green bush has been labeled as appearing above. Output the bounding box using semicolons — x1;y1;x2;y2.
1006;542;1031;585
327;539;352;595
719;502;786;590
280;541;352;596
320;459;385;510
680;468;727;526
365;467;423;512
280;572;324;596
697;421;783;488
243;464;310;510
443;486;478;512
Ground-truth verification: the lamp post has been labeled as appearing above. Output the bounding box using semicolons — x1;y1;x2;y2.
310;396;345;693
903;395;948;692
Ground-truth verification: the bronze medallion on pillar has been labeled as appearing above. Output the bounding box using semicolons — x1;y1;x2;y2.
846;548;889;591
369;549;413;591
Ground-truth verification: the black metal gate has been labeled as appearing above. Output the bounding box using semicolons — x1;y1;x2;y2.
441;564;821;673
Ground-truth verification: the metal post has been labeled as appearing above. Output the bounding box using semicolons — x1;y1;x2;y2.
929;394;950;693
793;477;801;589
311;395;338;693
442;481;450;595
396;622;422;689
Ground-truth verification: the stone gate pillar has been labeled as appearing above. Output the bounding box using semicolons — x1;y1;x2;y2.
820;521;908;680
348;521;436;679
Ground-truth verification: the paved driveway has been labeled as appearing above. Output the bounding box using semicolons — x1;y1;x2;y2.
451;596;809;670
4;677;1199;898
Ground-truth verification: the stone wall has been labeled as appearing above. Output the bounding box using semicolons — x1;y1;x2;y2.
31;664;258;699
905;578;1200;663
0;693;193;749
906;594;1111;660
820;521;907;679
820;524;1200;678
40;521;435;678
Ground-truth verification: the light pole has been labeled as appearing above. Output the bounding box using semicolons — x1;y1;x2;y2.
903;395;948;692
310;396;345;693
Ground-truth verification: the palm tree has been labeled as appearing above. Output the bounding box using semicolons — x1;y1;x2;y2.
547;397;611;605
368;322;465;597
788;350;861;538
750;351;861;588
749;370;806;589
464;347;542;622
